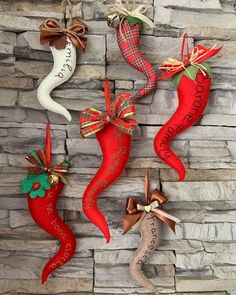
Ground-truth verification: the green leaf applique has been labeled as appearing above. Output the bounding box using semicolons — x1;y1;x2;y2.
126;16;143;35
21;173;51;199
172;62;212;87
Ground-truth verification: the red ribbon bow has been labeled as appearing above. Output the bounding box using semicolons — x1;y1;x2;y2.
159;32;222;80
40;18;88;51
80;79;137;137
122;171;180;234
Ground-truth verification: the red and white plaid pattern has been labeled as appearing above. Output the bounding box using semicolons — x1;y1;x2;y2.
117;20;158;100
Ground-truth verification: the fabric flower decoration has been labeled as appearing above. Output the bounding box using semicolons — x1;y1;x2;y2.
21;174;51;199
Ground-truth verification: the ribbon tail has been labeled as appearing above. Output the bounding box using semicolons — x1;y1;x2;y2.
195;46;223;64
133;12;155;28
55;172;71;186
46;123;51;169
112;118;136;135
70;35;87;52
152;208;180;233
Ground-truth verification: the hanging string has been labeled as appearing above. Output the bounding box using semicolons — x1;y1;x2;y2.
45;123;51;169
144;171;150;204
60;0;73;27
180;32;190;61
104;78;112;117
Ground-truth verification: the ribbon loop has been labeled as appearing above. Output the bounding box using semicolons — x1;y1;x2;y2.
122;172;180;234
40;18;88;51
80;80;137;137
108;0;155;28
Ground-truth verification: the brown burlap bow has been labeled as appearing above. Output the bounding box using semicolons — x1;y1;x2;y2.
40;18;88;51
122;171;180;234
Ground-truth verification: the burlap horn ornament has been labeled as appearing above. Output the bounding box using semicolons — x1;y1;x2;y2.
122;171;180;294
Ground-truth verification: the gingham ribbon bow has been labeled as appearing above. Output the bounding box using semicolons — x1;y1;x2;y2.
80;79;137;137
25;124;70;185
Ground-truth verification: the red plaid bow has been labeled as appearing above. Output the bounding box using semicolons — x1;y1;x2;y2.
80;79;137;137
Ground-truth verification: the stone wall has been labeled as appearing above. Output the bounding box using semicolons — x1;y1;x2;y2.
0;0;236;294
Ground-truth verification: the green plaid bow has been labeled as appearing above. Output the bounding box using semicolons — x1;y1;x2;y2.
25;149;70;185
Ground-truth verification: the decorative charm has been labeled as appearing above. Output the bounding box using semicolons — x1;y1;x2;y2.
21;123;75;284
37;0;88;121
155;33;222;180
21;174;51;199
80;78;137;242
122;171;180;294
107;0;158;100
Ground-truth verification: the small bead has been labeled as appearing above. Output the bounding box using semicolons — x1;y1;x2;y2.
32;182;40;190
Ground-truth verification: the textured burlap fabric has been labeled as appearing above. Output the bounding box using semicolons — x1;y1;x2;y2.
130;212;162;294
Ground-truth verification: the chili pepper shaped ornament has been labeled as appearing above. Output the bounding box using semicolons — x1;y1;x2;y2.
38;0;88;121
21;123;76;284
107;0;157;100
122;171;180;294
80;78;137;242
155;33;222;181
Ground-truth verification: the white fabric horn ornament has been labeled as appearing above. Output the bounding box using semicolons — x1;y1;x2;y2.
37;39;76;121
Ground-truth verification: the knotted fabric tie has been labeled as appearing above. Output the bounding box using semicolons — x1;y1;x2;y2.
40;18;88;51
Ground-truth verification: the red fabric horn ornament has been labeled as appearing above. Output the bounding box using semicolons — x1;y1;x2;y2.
80;79;137;242
21;124;76;284
155;33;222;181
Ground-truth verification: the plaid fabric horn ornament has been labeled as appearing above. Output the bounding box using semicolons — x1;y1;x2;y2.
80;78;137;243
107;0;158;100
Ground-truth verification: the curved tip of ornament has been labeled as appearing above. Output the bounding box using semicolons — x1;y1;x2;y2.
41;273;48;285
63;110;72;122
105;234;111;244
177;169;186;182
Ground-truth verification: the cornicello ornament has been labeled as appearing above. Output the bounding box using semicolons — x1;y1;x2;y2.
122;171;180;294
21;123;76;284
107;0;158;100
155;33;222;181
80;78;137;243
38;0;88;121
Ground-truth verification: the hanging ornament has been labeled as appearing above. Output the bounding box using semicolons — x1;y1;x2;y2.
21;123;76;284
122;171;180;294
38;0;88;121
154;33;222;181
80;78;137;242
107;0;158;100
